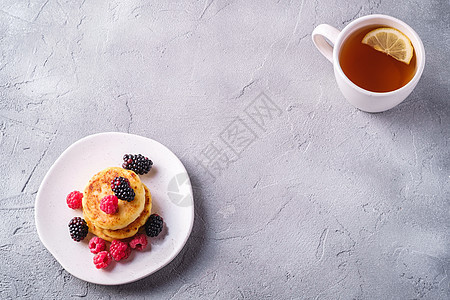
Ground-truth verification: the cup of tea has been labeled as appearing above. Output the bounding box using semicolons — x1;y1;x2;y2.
312;14;425;113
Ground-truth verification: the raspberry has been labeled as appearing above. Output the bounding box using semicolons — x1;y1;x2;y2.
100;195;118;214
68;217;89;242
129;234;148;251
122;154;153;175
93;251;112;269
145;214;164;237
66;191;83;209
89;237;106;254
110;177;135;202
110;240;131;261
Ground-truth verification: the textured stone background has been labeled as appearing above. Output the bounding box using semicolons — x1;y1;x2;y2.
1;0;449;299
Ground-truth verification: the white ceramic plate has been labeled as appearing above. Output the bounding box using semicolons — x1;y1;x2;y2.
35;132;194;285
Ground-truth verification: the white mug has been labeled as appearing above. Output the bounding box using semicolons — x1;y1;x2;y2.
312;14;425;113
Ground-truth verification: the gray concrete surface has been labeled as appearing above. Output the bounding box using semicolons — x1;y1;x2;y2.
1;0;449;299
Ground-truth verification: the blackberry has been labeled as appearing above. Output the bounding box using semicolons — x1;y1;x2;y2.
122;154;153;175
111;176;135;202
145;214;164;237
68;217;89;242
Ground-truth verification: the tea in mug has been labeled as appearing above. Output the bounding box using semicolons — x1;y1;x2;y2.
339;25;416;92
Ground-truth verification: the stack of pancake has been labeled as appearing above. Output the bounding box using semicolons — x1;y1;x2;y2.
82;167;152;242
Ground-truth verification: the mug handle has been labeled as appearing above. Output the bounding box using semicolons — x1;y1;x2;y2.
312;24;341;64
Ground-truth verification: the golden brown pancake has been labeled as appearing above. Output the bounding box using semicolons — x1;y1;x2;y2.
82;167;145;230
85;184;152;241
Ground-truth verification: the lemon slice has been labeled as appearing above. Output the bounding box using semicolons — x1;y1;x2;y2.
362;27;414;64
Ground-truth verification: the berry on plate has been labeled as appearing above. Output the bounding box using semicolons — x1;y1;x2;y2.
93;251;112;269
122;154;153;175
145;214;164;237
89;237;106;254
66;191;83;209
110;240;131;261
129;234;148;251
68;217;89;242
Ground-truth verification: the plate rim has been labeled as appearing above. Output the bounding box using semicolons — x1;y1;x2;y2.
35;132;194;285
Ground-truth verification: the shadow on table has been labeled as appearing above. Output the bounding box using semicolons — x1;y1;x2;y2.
105;167;208;292
370;70;449;130
350;70;449;203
